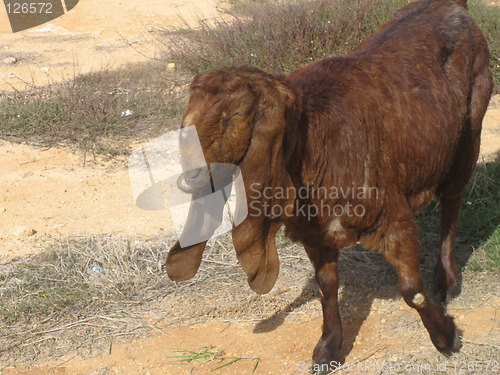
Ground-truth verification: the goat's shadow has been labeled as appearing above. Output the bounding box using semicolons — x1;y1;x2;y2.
252;254;394;363
253;277;318;334
252;156;499;363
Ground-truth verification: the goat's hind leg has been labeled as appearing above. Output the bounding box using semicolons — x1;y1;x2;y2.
433;114;482;304
434;36;493;302
304;244;342;374
434;58;491;304
433;194;462;303
384;218;459;354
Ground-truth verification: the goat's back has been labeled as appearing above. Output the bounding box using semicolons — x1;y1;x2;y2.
286;0;492;216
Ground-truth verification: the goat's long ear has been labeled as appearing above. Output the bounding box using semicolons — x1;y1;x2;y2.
166;240;207;281
232;81;298;294
166;183;224;282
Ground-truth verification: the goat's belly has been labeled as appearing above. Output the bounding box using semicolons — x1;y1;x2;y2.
322;216;358;249
408;190;435;213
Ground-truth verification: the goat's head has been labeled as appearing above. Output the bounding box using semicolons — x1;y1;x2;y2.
166;66;299;294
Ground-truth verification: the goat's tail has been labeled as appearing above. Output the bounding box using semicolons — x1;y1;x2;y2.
451;0;467;9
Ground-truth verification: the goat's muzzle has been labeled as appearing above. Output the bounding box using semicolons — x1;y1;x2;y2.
177;166;211;194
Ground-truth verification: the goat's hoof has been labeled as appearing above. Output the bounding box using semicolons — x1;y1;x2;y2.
437;334;462;356
312;337;343;373
432;318;461;355
309;359;342;375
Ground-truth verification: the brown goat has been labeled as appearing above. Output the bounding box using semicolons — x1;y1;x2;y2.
165;0;493;372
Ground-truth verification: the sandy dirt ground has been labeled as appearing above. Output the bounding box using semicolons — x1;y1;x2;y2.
0;0;226;260
2;274;499;375
0;0;499;374
0;0;222;91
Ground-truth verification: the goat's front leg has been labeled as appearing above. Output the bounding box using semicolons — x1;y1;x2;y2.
384;219;460;354
304;245;342;374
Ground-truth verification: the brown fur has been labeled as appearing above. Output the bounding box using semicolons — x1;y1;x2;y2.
166;0;493;371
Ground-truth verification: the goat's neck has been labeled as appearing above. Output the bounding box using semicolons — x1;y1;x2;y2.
282;83;303;175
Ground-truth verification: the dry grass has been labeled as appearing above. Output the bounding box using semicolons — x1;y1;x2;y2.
0;233;312;366
0;236;174;365
0;61;190;157
163;0;410;74
1;220;497;368
164;0;500;90
0;231;383;367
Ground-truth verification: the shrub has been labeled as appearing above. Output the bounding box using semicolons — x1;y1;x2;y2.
165;0;499;90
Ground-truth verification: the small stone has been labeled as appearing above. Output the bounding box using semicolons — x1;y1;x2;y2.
14;225;36;237
166;62;176;72
121;109;134;117
3;57;17;64
88;265;103;275
0;208;5;213
40;67;49;72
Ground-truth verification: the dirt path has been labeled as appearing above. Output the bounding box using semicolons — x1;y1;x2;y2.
3;274;499;375
0;141;175;261
0;0;222;91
